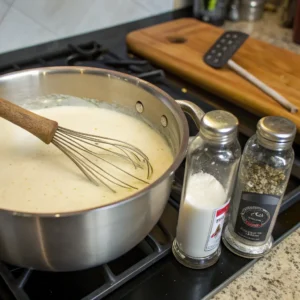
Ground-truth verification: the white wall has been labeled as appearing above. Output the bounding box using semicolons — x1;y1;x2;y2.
0;0;192;54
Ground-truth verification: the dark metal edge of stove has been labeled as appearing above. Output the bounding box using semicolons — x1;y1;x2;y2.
280;185;300;213
202;222;300;300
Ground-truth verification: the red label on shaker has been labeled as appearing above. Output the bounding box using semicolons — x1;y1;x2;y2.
205;200;230;251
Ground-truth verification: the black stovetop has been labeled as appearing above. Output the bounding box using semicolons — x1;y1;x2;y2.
0;8;299;300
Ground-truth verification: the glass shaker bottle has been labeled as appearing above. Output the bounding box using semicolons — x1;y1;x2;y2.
172;110;241;269
223;116;296;258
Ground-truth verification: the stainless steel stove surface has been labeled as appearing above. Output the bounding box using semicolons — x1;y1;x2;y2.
0;40;299;300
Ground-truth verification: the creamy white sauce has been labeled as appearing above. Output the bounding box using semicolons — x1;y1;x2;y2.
0;106;173;213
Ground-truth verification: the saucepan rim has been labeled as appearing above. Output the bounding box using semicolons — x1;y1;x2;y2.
0;66;189;218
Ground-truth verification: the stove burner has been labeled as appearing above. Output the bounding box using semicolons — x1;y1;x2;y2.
66;42;107;64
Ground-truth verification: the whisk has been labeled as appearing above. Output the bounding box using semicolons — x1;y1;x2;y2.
0;98;153;192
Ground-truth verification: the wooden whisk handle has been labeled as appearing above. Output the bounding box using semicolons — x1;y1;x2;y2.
0;98;58;144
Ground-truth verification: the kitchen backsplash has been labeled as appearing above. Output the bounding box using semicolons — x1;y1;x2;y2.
0;0;192;54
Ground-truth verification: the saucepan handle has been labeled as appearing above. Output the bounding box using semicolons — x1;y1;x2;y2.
175;100;205;130
171;100;205;194
175;100;205;145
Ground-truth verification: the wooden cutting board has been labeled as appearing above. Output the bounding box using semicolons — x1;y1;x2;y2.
126;18;300;132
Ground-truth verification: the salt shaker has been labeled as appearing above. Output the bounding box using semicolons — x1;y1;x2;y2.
172;110;241;269
223;116;296;258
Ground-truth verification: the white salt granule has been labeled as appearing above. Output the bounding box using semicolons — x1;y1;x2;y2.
176;172;227;258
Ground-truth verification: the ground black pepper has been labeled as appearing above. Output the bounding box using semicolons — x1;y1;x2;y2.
241;155;286;196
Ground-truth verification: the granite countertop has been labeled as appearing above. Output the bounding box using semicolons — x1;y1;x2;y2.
223;10;300;54
212;227;300;300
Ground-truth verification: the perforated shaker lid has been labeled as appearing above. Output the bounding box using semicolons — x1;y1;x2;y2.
257;116;296;150
200;110;239;144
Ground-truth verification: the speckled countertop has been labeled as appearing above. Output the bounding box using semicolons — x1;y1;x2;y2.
223;10;300;54
212;227;300;300
210;10;300;300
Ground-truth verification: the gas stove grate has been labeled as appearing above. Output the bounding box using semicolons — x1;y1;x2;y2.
0;41;165;83
0;213;176;300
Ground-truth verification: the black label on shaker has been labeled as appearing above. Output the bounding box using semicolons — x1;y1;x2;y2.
234;192;280;242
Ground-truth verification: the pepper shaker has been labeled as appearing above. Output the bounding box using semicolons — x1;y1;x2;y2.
172;110;241;269
223;116;296;258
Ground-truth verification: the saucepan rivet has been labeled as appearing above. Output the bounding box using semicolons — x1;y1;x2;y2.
161;115;168;127
136;101;144;113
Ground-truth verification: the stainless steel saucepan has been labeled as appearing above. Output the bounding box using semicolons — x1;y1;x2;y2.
0;67;204;271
